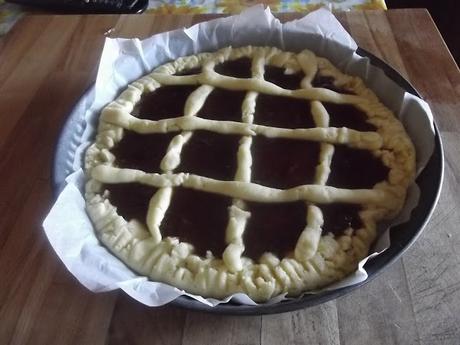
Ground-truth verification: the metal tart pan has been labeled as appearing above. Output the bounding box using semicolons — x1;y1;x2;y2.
52;48;444;315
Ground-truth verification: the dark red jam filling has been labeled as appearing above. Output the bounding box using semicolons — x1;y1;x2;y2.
264;66;304;90
254;95;315;128
106;183;158;223
251;136;320;189
243;201;306;260
161;188;231;257
214;57;253;78
320;203;363;235
197;88;246;122
133;85;197;120
323;103;376;132
328;145;389;189
176;130;240;181
112;131;176;173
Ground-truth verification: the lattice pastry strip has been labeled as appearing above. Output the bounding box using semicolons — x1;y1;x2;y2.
221;55;262;272
85;46;416;301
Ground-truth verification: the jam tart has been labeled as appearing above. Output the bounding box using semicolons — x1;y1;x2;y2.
84;46;415;302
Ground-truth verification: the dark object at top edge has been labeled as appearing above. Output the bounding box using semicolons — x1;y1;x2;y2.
5;0;148;14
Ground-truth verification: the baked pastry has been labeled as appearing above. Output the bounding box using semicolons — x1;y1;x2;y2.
84;46;415;302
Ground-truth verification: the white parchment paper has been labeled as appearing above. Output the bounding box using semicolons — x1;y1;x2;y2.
43;6;435;307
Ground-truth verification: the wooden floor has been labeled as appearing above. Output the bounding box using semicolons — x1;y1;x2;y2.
387;0;460;64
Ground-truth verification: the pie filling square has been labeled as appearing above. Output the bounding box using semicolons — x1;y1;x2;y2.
254;94;315;128
323;102;377;131
251;136;320;189
197;88;247;122
133;85;197;120
328;145;389;189
112;131;176;172
161;188;231;258
243;200;307;260
176;130;240;181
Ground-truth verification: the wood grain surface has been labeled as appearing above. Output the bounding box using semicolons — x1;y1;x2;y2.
0;9;459;345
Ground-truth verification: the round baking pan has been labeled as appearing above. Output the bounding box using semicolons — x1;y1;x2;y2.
52;48;444;315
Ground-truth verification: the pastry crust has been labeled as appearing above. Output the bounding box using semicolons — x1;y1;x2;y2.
84;46;415;302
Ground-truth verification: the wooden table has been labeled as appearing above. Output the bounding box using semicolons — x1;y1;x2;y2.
0;9;459;345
